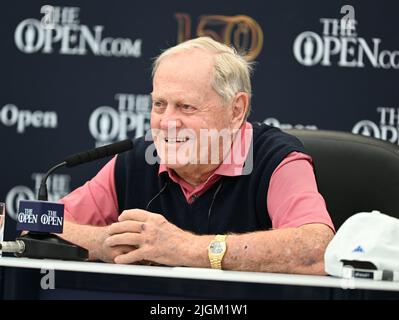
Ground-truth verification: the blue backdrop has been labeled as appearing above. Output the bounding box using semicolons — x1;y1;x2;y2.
1;0;398;240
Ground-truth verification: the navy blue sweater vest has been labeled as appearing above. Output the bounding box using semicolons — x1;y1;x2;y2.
114;123;306;235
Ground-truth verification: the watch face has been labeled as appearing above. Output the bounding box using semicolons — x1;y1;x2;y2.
210;241;225;254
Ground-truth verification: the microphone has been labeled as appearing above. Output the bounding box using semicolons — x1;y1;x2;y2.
64;139;134;168
38;139;134;201
5;139;134;261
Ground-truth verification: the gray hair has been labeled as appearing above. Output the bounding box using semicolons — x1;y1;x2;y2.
152;37;254;118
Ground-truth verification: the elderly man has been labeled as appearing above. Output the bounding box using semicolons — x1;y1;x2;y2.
60;37;334;274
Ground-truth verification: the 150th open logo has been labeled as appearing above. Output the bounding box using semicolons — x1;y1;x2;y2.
175;13;263;61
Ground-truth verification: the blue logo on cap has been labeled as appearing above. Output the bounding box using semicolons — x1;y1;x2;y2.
352;245;365;253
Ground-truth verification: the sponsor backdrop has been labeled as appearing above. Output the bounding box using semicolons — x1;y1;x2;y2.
1;1;398;242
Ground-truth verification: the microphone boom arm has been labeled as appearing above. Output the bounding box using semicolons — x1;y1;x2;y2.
11;139;133;261
38;161;67;201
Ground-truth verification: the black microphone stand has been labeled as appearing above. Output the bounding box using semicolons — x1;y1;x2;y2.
17;161;89;261
13;139;133;260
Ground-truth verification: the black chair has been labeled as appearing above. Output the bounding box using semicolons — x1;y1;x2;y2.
284;129;399;229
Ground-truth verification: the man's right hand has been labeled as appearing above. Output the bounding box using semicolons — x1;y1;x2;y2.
95;224;137;263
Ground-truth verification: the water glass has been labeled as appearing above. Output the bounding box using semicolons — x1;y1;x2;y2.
0;202;5;256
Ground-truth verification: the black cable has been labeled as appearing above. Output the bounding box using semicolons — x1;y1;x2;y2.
145;179;169;211
145;175;223;233
207;179;224;233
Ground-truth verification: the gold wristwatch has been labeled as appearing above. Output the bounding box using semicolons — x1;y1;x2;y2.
208;234;227;269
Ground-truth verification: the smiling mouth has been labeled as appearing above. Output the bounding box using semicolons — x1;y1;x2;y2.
164;137;190;143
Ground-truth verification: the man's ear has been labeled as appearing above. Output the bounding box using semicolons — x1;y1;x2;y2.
231;92;249;128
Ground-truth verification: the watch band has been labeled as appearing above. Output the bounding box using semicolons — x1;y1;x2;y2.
209;234;227;269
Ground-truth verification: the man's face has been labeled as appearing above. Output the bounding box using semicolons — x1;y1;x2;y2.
150;49;235;170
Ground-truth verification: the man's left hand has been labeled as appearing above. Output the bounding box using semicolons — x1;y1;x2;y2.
105;209;194;265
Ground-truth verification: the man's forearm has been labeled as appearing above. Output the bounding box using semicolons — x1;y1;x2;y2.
59;217;333;274
183;224;334;274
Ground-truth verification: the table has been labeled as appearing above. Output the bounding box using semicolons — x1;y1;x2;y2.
1;257;398;299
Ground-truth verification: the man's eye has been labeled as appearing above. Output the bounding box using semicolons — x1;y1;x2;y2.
180;104;196;112
153;101;165;108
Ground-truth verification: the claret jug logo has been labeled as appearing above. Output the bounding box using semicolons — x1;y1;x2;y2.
15;5;142;57
352;107;399;144
293;6;399;69
89;93;151;147
175;13;263;61
6;173;70;220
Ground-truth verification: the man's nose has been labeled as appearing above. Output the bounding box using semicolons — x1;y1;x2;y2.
159;107;182;130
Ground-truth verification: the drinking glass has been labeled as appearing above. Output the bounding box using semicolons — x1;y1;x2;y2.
0;202;5;256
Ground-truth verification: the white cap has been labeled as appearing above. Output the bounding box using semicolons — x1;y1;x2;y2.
324;211;399;281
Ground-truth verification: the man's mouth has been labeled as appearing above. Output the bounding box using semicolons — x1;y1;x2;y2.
164;137;190;143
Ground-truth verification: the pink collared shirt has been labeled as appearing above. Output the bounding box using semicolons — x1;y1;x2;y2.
60;123;335;231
